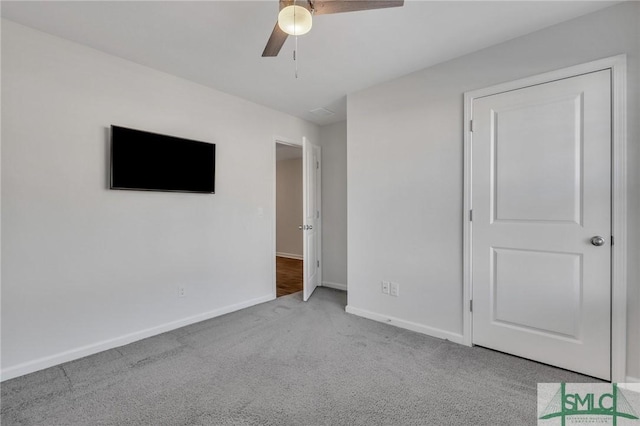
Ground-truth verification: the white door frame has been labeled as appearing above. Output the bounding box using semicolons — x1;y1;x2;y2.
272;136;322;300
462;55;628;382
272;136;303;299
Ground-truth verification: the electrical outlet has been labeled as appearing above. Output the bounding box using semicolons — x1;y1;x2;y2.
390;282;399;297
381;281;390;294
178;286;186;298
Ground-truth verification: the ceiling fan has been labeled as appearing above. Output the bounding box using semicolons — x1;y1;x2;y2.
262;0;404;57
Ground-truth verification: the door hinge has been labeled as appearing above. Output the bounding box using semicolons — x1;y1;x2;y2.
470;120;473;132
611;235;614;246
469;210;473;221
317;210;320;219
317;260;320;267
470;300;473;312
316;161;319;169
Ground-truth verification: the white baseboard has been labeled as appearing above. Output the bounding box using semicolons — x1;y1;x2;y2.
1;294;275;382
322;281;347;291
626;376;640;383
345;305;465;345
276;252;303;260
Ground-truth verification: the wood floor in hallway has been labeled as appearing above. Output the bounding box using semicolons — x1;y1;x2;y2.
276;256;303;297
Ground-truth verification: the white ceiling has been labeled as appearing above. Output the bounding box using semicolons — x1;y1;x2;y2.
1;1;620;125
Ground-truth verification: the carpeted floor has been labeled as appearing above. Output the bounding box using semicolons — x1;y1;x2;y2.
1;288;595;425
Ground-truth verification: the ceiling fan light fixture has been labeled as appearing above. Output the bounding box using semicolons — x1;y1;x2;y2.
278;5;312;36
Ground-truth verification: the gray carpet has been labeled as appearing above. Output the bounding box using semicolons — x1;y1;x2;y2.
1;288;595;425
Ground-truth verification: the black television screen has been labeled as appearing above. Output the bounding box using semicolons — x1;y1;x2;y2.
110;126;215;193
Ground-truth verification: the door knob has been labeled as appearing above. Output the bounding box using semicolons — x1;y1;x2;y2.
308;225;313;230
591;236;605;246
298;225;303;230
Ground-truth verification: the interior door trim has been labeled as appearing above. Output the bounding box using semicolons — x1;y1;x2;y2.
272;136;303;300
462;55;628;382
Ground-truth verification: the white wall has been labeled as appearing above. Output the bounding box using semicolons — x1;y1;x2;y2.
0;20;318;380
347;2;640;380
318;121;347;290
276;157;303;259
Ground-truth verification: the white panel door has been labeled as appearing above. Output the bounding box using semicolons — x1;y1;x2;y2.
472;70;611;380
303;137;321;301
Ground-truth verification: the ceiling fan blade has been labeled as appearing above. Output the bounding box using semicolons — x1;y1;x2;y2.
262;22;289;57
311;0;404;15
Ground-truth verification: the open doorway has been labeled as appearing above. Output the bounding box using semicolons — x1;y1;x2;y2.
275;142;303;297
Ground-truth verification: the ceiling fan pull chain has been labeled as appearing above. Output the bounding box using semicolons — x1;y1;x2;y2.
294;35;299;79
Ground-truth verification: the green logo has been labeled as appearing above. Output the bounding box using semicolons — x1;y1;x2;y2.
539;383;639;426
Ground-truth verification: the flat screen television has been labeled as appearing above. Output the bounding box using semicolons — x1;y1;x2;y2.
110;125;215;194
